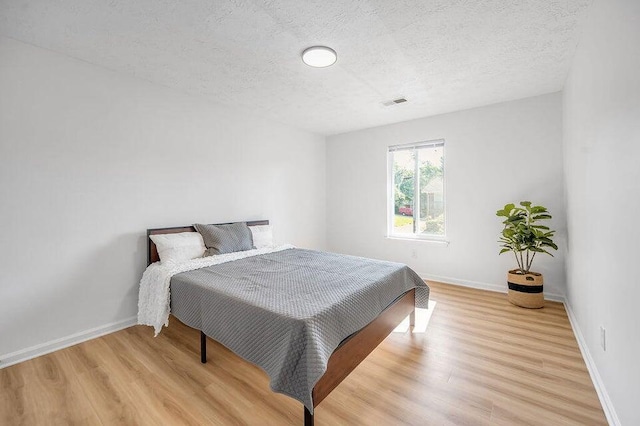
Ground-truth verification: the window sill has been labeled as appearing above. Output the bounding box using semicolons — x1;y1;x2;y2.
386;235;450;246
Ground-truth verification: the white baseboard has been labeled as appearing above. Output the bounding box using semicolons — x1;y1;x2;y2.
564;302;621;426
0;316;137;369
417;272;565;302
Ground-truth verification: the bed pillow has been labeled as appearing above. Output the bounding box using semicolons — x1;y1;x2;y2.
194;222;255;256
150;232;206;265
250;224;274;249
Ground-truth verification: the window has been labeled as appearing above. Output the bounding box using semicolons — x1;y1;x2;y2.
388;140;445;239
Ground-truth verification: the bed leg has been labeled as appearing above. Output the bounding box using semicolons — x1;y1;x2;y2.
410;309;416;328
200;330;207;364
304;407;314;426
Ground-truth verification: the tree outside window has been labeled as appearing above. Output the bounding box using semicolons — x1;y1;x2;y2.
389;141;445;238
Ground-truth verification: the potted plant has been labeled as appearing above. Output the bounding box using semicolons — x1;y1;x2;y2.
496;201;558;308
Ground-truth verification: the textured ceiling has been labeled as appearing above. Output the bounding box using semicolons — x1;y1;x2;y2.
0;0;593;135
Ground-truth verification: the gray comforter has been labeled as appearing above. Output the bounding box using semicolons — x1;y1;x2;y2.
170;248;429;412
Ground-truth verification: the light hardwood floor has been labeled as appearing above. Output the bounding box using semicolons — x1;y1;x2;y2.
0;282;607;425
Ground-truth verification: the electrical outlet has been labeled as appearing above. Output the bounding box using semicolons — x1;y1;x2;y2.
411;249;418;259
600;326;606;351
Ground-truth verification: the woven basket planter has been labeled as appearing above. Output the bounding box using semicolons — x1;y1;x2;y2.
507;269;544;309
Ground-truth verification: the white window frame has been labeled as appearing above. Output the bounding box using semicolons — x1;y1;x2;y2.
387;139;447;242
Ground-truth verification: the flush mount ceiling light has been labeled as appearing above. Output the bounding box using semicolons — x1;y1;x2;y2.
301;46;337;68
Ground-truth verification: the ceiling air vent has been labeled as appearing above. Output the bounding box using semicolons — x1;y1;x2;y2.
382;97;408;107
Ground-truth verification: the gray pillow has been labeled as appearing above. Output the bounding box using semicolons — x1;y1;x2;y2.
194;222;255;256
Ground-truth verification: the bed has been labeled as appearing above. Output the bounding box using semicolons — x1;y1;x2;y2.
141;220;429;425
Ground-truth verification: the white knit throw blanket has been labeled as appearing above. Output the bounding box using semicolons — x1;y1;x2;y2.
137;244;295;335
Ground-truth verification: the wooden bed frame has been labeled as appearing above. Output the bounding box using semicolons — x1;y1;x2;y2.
147;221;416;426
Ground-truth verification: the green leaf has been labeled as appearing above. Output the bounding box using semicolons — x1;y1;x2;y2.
530;225;550;230
499;248;510;254
520;201;532;207
530;206;547;214
532;214;552;220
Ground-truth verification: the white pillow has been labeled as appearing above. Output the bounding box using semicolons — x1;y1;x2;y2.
250;225;274;249
150;232;206;264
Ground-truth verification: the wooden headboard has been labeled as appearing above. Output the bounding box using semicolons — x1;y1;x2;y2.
147;220;269;265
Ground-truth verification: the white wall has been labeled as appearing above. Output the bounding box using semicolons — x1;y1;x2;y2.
563;0;640;424
0;37;326;358
327;93;566;297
